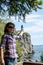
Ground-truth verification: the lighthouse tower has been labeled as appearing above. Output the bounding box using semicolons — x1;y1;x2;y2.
21;25;24;31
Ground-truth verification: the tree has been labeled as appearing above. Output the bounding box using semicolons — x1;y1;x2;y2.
0;0;43;21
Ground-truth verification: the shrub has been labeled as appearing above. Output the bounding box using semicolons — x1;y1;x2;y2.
41;53;43;62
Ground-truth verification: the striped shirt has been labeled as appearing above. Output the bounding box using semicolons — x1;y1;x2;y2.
0;33;21;58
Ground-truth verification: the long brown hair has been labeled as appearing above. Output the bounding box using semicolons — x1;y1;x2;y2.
4;22;15;34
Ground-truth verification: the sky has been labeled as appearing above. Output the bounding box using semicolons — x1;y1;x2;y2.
0;5;43;45
10;7;43;45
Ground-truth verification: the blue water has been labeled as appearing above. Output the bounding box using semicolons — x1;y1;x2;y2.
30;45;43;61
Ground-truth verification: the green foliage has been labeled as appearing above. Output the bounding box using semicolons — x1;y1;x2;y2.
0;18;5;42
16;40;23;62
0;0;43;20
0;18;2;22
41;52;43;62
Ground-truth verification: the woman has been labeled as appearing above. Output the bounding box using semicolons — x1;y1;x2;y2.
0;22;24;65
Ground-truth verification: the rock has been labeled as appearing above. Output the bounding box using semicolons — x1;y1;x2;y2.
15;25;33;61
15;62;23;65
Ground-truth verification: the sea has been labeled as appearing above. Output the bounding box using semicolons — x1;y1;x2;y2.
30;45;43;62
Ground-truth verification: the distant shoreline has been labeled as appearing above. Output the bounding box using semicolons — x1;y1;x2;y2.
29;45;43;62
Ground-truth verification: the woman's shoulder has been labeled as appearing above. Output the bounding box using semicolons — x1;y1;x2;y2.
4;33;13;39
1;34;7;40
2;33;10;38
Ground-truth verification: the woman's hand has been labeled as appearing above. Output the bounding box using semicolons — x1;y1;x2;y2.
1;59;5;65
0;48;5;65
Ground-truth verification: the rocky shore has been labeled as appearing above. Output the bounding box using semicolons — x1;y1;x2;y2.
16;25;34;61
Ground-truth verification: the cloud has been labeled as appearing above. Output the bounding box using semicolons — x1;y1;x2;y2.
35;20;43;27
24;25;43;34
25;14;43;29
26;14;41;18
31;34;43;39
31;34;43;45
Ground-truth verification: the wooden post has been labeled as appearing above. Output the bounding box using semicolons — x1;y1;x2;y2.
23;62;43;65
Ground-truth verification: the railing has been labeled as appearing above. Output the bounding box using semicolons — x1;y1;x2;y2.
16;62;43;65
23;62;43;65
